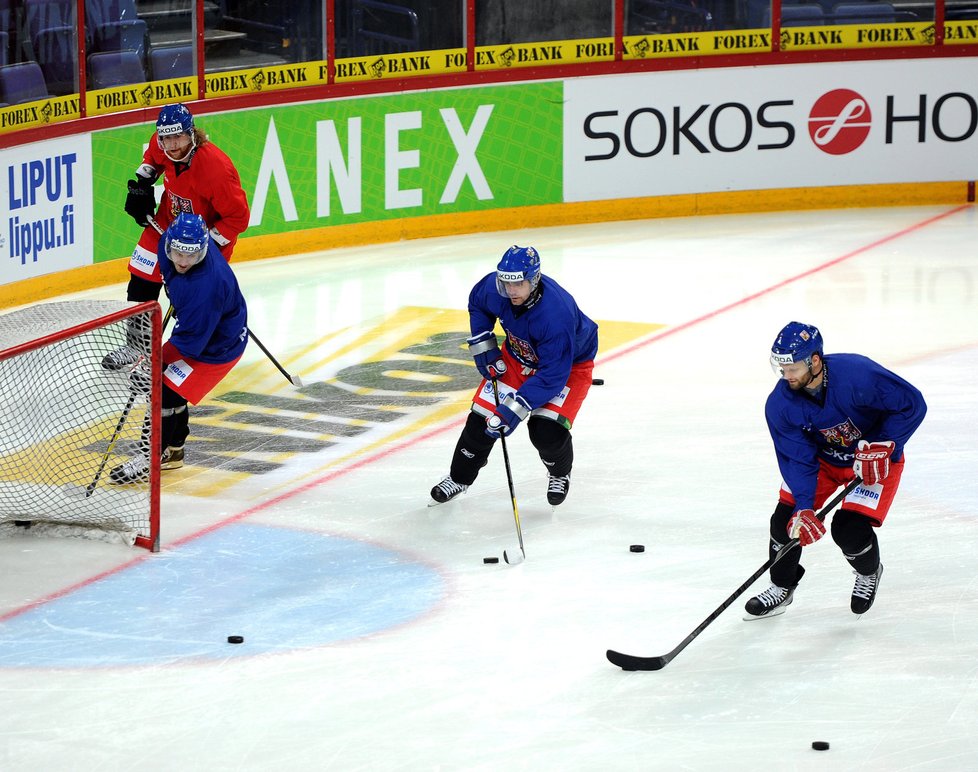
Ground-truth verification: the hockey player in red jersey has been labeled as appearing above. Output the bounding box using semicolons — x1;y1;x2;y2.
104;103;250;370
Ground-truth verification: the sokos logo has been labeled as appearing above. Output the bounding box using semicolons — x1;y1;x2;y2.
808;89;872;155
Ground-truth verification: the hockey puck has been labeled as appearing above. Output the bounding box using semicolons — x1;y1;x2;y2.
811;741;830;751
483;557;499;564
227;635;244;644
629;544;645;553
591;378;605;385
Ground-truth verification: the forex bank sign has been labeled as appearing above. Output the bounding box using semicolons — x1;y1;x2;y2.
563;57;978;201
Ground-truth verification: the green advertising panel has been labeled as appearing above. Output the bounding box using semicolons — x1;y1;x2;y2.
92;82;564;263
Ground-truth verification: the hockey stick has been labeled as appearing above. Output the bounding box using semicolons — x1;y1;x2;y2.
84;390;139;497
491;379;525;565
146;215;304;388
606;476;864;671
246;328;304;387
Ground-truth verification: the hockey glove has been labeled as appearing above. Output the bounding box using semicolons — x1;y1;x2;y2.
467;330;507;380
125;176;156;227
486;393;531;438
853;440;895;486
787;509;825;546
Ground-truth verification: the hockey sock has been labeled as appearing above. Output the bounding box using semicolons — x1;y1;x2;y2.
449;412;495;485
528;416;573;477
769;501;805;587
161;385;189;451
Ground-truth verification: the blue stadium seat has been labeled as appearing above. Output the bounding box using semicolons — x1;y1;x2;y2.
31;25;77;94
150;45;194;80
88;50;146;89
0;61;50;104
830;2;896;23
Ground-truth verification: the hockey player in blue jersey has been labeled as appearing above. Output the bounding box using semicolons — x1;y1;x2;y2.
745;321;926;618
111;213;248;484
430;245;598;506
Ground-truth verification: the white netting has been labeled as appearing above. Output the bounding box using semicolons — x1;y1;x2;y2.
0;300;159;549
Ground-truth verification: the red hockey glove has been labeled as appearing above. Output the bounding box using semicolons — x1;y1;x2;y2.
853;440;895;486
787;509;825;546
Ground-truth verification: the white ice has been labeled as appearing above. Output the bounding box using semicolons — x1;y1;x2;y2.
1;205;976;771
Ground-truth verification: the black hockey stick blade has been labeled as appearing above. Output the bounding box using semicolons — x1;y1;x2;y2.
606;650;671;671
606;476;863;671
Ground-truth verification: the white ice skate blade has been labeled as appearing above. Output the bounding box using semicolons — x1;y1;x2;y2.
742;606;789;621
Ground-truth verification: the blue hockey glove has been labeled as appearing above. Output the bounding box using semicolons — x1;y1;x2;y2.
467;330;507;380
486;393;531;438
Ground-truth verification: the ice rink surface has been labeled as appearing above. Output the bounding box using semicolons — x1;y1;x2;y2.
1;205;977;771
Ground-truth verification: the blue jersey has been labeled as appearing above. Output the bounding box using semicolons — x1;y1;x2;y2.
469;273;598;409
765;353;926;510
159;241;248;364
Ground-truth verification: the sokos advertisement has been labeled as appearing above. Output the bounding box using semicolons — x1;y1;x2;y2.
0;136;92;285
92;83;565;264
563;58;978;201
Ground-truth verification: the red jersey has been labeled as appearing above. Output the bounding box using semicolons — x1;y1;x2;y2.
129;131;250;283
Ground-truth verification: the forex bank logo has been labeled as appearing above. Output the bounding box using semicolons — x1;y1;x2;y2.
808;89;872;155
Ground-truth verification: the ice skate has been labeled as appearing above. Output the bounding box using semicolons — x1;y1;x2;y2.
101;345;140;371
744;583;796;620
546;473;570;506
429;475;468;505
161;445;184;470
851;563;883;615
109;454;150;484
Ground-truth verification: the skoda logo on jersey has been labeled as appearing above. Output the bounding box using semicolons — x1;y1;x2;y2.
808;89;872;155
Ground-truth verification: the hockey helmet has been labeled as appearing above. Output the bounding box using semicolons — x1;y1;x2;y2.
156;103;196;162
165;213;209;268
157;103;194;137
495;245;541;297
770;321;823;373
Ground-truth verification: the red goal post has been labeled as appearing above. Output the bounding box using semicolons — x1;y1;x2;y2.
0;300;161;551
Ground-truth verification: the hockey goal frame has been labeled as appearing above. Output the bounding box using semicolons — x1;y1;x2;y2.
0;300;162;552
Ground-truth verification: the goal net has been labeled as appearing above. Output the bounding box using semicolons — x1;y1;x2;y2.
0;300;161;551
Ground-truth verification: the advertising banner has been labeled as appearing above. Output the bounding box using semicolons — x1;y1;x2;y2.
92;82;565;263
0;136;92;284
563;58;978;202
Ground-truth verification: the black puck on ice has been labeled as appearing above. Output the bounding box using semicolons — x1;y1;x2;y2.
227;635;244;644
483;557;499;564
629;544;645;553
811;741;830;751
591;378;605;385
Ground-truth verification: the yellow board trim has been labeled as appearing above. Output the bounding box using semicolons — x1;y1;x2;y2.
1;181;971;310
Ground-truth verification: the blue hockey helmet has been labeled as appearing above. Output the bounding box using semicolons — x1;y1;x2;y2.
165;213;209;268
770;321;823;373
156;103;196;162
495;245;541;297
157;103;194;137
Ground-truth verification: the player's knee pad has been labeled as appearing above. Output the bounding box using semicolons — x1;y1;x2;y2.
528;416;573;474
450;412;495;484
527;416;570;454
126;271;163;303
831;508;879;568
162;384;187;411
